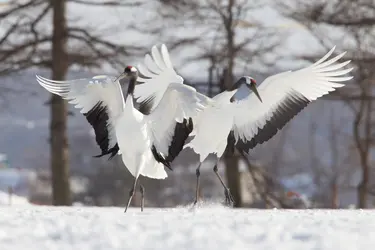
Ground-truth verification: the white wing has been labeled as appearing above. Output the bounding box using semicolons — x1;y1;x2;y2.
231;46;353;152
145;82;206;164
36;75;125;158
133;43;212;111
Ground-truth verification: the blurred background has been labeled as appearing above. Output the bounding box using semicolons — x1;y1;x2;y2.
0;0;372;209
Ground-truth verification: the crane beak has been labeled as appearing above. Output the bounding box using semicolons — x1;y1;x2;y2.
249;83;262;103
114;72;126;82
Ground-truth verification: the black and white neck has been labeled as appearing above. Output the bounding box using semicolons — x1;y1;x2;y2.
125;75;137;101
228;76;259;102
122;66;138;102
228;76;253;91
226;76;247;102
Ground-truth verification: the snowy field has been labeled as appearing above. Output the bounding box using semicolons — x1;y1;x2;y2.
0;204;374;250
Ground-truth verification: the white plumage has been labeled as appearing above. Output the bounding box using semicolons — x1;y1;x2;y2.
36;74;170;178
231;47;352;147
36;75;123;156
35;43;352;209
134;44;212;123
134;44;184;111
182;46;353;206
35;44;206;212
186;46;353;159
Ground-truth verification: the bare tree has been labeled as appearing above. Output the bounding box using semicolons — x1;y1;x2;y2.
0;0;144;205
157;0;281;207
308;105;354;208
281;0;375;208
50;0;70;205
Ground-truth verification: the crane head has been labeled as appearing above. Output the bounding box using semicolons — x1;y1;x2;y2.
114;66;138;82
244;76;262;103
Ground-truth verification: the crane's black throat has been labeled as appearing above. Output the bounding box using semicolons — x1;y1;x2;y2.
125;77;136;100
229;77;247;91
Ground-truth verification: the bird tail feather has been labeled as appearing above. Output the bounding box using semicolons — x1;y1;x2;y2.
140;161;168;179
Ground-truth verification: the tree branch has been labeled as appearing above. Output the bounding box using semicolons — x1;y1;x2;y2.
68;0;143;7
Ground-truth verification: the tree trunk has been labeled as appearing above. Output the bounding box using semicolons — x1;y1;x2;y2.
219;68;242;207
223;63;241;208
50;0;71;205
224;147;242;207
356;95;371;209
207;61;214;98
358;161;369;208
221;66;242;207
330;181;338;209
222;0;242;208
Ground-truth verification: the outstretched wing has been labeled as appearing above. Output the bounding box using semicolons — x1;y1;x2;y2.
133;43;212;112
230;46;353;153
36;75;125;159
145;83;206;168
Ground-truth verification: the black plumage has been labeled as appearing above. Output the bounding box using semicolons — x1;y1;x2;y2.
150;117;194;170
137;95;155;115
166;117;194;163
151;145;172;171
83;101;119;159
229;90;310;154
93;143;119;160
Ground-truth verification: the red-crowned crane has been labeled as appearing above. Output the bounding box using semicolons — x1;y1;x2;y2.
131;45;353;207
183;46;353;206
36;44;207;212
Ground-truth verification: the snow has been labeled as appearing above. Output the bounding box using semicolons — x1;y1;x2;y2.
0;205;374;250
0;190;30;206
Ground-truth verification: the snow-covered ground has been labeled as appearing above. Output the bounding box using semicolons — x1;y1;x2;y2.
0;204;374;250
0;190;30;206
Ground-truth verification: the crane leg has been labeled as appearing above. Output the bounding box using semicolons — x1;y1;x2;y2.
213;165;234;207
124;177;138;213
140;184;145;212
193;163;202;206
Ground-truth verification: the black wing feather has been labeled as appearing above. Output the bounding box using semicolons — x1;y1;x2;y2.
230;91;310;154
83;101;120;159
151;145;172;171
136;95;155;115
151;117;194;170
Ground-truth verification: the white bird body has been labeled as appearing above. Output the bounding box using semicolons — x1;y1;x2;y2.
115;95;167;179
35;44;205;176
38;77;201;179
181;46;354;206
36;43;206;211
185;46;353;163
187;93;235;162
